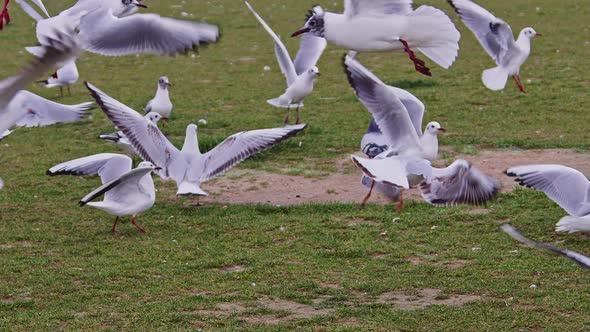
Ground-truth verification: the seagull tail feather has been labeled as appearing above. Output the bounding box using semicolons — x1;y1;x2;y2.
266;98;301;109
556;216;590;234
482;66;509;91
410;5;460;69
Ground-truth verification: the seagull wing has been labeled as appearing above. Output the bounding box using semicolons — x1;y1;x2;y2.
200;124;307;182
245;2;297;86
15;0;44;22
344;55;421;152
85;82;181;178
344;0;413;18
293;5;327;75
505;164;590;217
417;159;500;206
30;0;50;17
80;166;153;206
501;225;590;270
78;9;219;56
13;90;94;127
47;153;132;184
447;0;514;64
389;86;425;137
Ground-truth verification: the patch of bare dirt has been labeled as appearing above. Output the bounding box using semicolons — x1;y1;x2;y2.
215;265;247;274
196;149;589;206
0;241;38;249
317;282;342;289
407;255;470;269
376;289;480;311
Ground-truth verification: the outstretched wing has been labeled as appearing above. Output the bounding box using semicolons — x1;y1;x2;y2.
14;90;93;127
47;153;132;184
344;0;414;18
200;124;307;182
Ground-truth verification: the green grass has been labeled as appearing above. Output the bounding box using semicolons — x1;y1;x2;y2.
1;0;590;330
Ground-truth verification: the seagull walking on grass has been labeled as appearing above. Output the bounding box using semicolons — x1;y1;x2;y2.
447;0;540;93
246;2;325;124
144;76;173;120
36;59;79;97
292;0;460;76
505;165;590;233
47;153;159;233
86;82;308;198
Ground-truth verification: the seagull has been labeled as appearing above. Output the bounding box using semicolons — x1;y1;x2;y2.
505;164;590;233
47;153;159;233
501;224;590;270
85;82;308;197
144;76;172;120
28;0;219;57
36;59;79;97
344;55;499;211
447;0;540;93
246;2;325;124
99;112;162;156
9;90;93;128
291;1;461;76
0;129;12;140
1;0;49;30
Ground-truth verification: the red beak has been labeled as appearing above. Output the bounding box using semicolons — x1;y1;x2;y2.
438;128;446;132
136;4;148;8
154;167;162;171
291;27;310;37
535;33;542;37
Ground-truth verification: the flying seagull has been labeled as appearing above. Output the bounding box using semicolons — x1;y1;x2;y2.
505;164;590;233
47;153;159;233
501;224;590;270
447;0;540;93
144;76;172;120
292;1;461;76
85;82;308;197
345;55;499;211
246;1;325;124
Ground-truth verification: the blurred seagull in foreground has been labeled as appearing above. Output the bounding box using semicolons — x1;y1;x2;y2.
505;164;590;233
2;0;49;30
99;112;162;156
48;153;159;233
292;1;460;76
246;1;325;124
447;0;540;93
86;82;308;198
502;224;590;270
344;55;499;212
144;76;172;121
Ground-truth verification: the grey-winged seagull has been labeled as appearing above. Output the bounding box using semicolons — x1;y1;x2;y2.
47;153;159;233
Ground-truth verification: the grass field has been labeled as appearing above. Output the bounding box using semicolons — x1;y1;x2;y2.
1;0;590;330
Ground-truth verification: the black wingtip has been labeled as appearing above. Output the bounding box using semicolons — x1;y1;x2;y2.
36;80;49;85
446;0;459;14
79;200;87;207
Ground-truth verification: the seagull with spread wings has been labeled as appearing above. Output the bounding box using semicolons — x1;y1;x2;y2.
447;0;540;93
85;82;308;198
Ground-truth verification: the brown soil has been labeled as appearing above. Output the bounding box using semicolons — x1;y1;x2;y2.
376;289;481;311
197;149;589;206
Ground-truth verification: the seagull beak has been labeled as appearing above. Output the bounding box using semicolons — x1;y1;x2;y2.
438;128;446;132
535;33;542;37
154;167;162;171
167;83;172;87
291;27;310;37
132;1;148;8
316;72;321;76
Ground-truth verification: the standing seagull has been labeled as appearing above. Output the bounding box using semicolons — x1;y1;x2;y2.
505;165;590;233
447;0;540;93
292;1;460;76
99;112;162;156
36;59;79;97
502;225;590;270
47;153;160;233
345;55;499;211
85;82;308;197
246;2;325;124
144;76;172;120
1;0;49;30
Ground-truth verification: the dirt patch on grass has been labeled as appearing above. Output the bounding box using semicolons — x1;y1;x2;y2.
376;289;480;311
215;265;247;274
198;149;589;206
0;241;38;249
408;255;470;269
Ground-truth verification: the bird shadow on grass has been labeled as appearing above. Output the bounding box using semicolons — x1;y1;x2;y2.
384;79;436;89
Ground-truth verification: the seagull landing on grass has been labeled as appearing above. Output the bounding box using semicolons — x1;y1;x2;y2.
447;0;540;93
292;0;460;76
86;82;308;198
47;153;159;233
144;76;172;120
505;164;590;233
246;2;325;124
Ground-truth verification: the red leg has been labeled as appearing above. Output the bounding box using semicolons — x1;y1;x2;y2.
0;0;10;30
360;180;376;208
399;39;432;77
284;106;290;125
295;106;301;125
111;216;120;233
51;72;58;79
131;217;146;233
512;75;526;94
396;190;404;214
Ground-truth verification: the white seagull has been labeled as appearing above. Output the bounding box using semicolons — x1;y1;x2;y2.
447;0;540;93
246;2;325;124
502;224;590;270
27;0;219;57
1;0;49;30
36;59;79;97
85;82;308;197
144;76;173;120
47;153;159;233
345;55;499;211
292;1;461;76
505;165;590;233
99;112;162;156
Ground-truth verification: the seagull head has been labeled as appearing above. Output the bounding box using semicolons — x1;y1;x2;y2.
425;122;445;135
521;27;541;39
307;66;321;77
158;76;172;89
291;12;325;38
137;161;161;172
145;112;162;124
125;0;147;8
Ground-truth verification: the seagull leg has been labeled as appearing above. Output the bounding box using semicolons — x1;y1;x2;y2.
0;0;10;30
67;85;71;96
360;180;376;208
295;105;301;125
399;39;432;77
59;86;63;98
111;217;120;233
512;75;526;94
284;106;290;125
396;190;404;214
131;216;146;233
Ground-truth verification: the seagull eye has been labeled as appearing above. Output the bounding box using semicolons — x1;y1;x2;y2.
309;20;316;26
